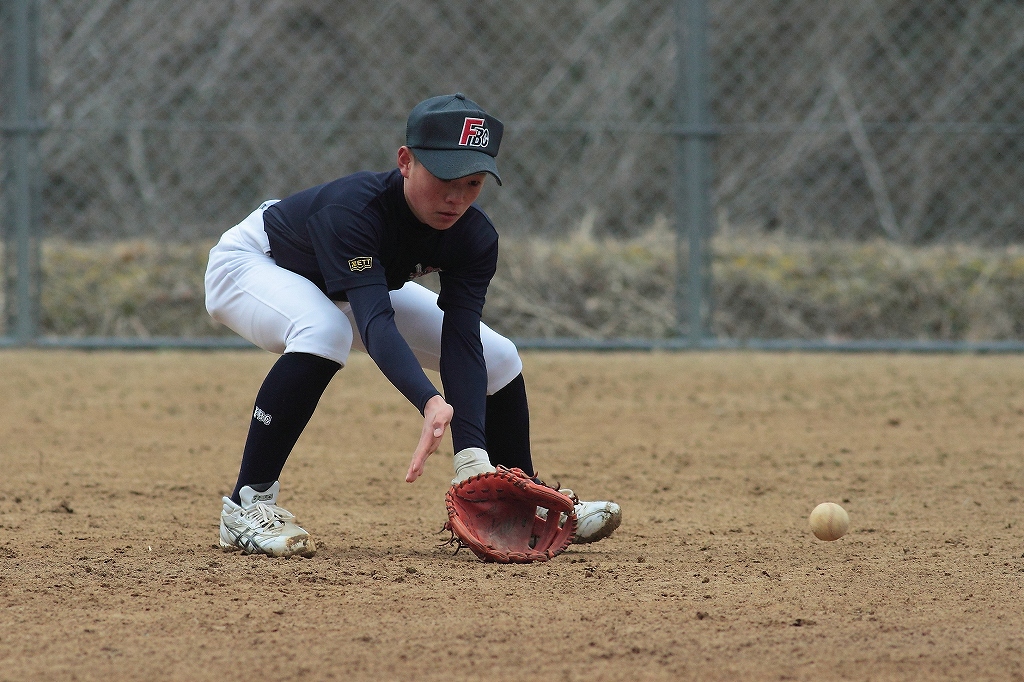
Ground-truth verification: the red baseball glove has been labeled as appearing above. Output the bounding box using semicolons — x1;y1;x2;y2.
444;467;577;563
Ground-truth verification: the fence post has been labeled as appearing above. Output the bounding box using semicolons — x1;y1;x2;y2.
3;0;42;343
674;0;714;345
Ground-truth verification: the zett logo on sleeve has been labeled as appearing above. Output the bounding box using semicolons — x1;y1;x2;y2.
348;257;373;272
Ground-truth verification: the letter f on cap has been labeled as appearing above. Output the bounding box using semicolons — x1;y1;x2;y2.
459;117;488;147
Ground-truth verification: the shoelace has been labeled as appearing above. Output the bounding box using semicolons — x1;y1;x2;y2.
240;501;295;532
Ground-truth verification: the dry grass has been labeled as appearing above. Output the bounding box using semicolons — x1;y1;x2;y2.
14;232;1024;340
491;226;1024;341
38;240;218;338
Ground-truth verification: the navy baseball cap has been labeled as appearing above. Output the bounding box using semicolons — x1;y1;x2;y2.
406;93;503;185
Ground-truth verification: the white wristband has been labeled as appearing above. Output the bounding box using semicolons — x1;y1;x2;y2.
452;447;495;485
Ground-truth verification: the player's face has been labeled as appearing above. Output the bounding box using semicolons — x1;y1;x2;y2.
398;147;486;230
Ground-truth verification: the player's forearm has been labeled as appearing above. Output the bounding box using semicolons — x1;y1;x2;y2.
369;324;441;414
439;306;488;452
347;283;440;413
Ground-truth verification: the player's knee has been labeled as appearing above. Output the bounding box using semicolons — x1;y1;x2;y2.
204;290;224;321
285;318;353;366
204;292;236;329
203;270;227;321
485;334;523;393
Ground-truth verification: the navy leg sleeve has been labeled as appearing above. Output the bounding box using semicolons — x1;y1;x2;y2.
231;352;341;503
485;373;534;474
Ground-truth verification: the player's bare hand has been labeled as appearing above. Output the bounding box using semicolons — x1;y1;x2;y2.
406;395;453;482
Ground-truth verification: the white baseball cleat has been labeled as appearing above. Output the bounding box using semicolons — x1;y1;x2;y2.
571;499;622;544
538;489;622;544
219;481;316;558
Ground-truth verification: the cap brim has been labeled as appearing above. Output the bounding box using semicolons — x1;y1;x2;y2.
412;148;502;186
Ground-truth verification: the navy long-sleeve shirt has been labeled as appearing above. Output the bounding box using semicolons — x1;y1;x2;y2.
261;168;497;452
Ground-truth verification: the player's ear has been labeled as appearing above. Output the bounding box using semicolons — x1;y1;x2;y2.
398;146;415;178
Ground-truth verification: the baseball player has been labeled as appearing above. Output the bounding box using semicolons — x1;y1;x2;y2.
205;93;621;558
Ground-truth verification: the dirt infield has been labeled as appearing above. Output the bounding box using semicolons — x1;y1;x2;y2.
1;350;1022;681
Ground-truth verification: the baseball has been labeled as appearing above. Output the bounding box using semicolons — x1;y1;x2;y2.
809;502;850;541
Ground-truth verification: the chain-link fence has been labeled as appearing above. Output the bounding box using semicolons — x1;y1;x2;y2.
3;0;1024;348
